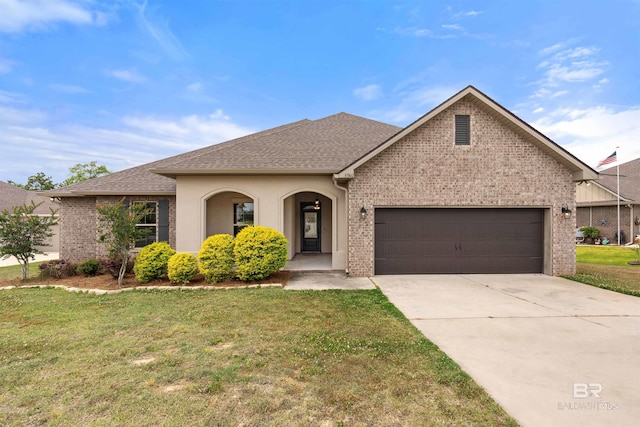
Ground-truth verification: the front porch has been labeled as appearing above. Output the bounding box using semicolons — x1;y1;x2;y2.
284;253;333;271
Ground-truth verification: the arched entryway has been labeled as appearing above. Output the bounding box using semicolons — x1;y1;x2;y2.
204;191;254;238
282;191;333;269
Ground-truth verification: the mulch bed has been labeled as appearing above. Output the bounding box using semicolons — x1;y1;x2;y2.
0;270;290;290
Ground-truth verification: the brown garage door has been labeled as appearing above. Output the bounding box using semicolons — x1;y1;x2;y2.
375;208;544;274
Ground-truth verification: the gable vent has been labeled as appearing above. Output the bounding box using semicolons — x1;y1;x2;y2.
455;115;470;145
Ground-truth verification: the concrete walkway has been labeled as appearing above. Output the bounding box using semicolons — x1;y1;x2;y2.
0;252;59;267
373;274;640;427
285;271;375;290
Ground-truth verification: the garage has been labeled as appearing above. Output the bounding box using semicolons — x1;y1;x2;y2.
374;208;544;274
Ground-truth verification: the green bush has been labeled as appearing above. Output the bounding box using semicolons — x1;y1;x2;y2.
198;234;235;283
580;226;601;241
133;242;176;283
168;252;199;284
77;259;100;277
234;226;288;281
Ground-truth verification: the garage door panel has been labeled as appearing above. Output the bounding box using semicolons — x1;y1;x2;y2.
375;208;544;274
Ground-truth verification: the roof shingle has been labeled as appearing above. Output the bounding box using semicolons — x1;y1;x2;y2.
47;113;400;196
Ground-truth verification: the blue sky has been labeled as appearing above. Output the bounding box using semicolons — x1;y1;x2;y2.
1;0;638;184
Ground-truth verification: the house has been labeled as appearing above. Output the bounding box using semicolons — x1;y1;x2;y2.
45;86;597;276
576;158;640;244
0;180;60;252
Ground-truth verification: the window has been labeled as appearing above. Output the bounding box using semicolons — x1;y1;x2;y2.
233;203;254;236
134;201;157;247
455;115;470;145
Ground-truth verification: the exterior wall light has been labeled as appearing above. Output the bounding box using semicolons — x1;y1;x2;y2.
561;205;572;219
360;206;367;220
314;198;320;210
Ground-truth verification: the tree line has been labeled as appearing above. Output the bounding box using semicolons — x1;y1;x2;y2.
7;161;111;190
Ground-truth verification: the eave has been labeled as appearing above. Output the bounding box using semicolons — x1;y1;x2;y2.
150;168;337;179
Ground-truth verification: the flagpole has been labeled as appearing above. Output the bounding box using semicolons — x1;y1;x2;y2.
616;146;620;245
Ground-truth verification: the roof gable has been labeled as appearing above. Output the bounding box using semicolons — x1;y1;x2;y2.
335;86;598;182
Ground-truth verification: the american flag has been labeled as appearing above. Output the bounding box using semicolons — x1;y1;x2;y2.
597;151;617;168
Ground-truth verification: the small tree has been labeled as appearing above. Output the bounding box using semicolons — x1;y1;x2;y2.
61;161;111;187
96;199;152;287
0;201;58;280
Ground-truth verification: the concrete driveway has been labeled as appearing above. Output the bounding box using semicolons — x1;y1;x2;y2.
373;274;640;427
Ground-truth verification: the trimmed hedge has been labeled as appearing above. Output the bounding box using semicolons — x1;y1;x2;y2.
133;242;176;283
234;226;288;281
198;234;235;283
167;252;199;284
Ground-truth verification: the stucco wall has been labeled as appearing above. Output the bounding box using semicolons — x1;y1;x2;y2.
175;175;347;269
347;98;576;276
59;196;176;262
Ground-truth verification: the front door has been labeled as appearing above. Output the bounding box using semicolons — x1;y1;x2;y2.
301;203;321;252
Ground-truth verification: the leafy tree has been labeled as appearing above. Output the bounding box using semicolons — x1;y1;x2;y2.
61;161;111;187
8;172;56;190
96;199;152;287
0;201;59;280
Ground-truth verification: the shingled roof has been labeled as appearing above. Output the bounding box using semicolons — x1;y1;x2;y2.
0;181;59;213
46;113;401;196
597;158;640;202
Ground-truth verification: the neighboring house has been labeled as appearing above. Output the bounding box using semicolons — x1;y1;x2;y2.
45;86;597;276
0;180;60;252
576;158;640;244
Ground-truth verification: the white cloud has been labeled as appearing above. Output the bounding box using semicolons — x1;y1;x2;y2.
377;83;461;123
135;0;188;61
442;24;463;31
107;69;147;83
453;10;483;18
353;84;382;101
535;43;608;90
49;83;90;94
532;106;640;168
0;57;17;74
0;0;99;33
0;99;254;183
186;82;203;93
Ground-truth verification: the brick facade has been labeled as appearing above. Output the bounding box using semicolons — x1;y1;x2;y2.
577;205;638;244
59;195;177;262
347;98;576;276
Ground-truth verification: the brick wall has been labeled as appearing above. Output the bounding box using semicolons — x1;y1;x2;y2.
347;98;576;276
59;195;177;262
577;205;636;244
60;197;97;261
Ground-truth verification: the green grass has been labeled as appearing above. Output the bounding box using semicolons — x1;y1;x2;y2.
564;246;640;296
0;261;45;281
575;245;639;265
0;288;517;426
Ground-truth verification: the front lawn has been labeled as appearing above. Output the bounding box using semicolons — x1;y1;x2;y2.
0;288;516;426
0;261;45;281
575;245;639;265
565;246;640;296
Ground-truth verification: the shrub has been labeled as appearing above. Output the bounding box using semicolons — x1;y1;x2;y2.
39;259;76;279
580;226;600;242
168;252;199;284
234;226;288;281
198;234;235;283
133;242;176;283
76;259;100;277
99;257;134;278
